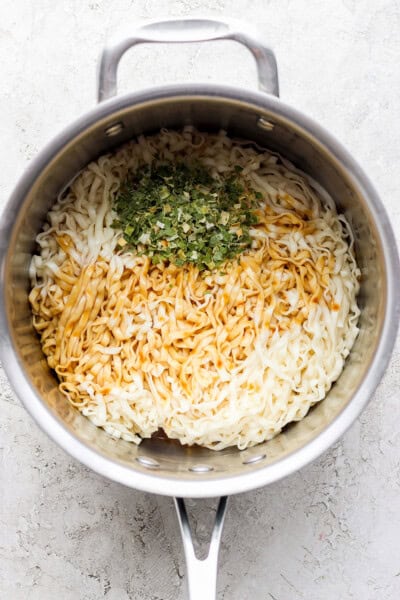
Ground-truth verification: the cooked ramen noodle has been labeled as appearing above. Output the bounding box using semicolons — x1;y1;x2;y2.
29;128;360;450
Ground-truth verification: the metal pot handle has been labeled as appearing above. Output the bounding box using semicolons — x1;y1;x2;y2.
98;17;279;101
174;496;228;600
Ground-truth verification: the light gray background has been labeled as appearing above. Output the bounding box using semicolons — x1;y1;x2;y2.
1;1;400;599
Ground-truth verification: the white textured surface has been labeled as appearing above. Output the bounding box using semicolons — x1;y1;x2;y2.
1;1;400;598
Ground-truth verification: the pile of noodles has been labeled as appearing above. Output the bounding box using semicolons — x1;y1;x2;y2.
29;128;360;450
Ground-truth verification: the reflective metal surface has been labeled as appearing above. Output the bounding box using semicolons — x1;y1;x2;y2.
0;86;399;500
1;20;399;597
174;497;228;600
0;18;399;506
98;17;279;101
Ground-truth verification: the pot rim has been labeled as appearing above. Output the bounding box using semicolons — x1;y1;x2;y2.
1;83;399;497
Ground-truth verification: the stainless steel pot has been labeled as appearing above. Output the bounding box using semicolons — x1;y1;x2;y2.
0;18;399;600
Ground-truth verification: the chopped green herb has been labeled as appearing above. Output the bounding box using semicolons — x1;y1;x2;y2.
113;162;260;271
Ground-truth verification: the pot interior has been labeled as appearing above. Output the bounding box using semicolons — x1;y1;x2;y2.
1;91;389;492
